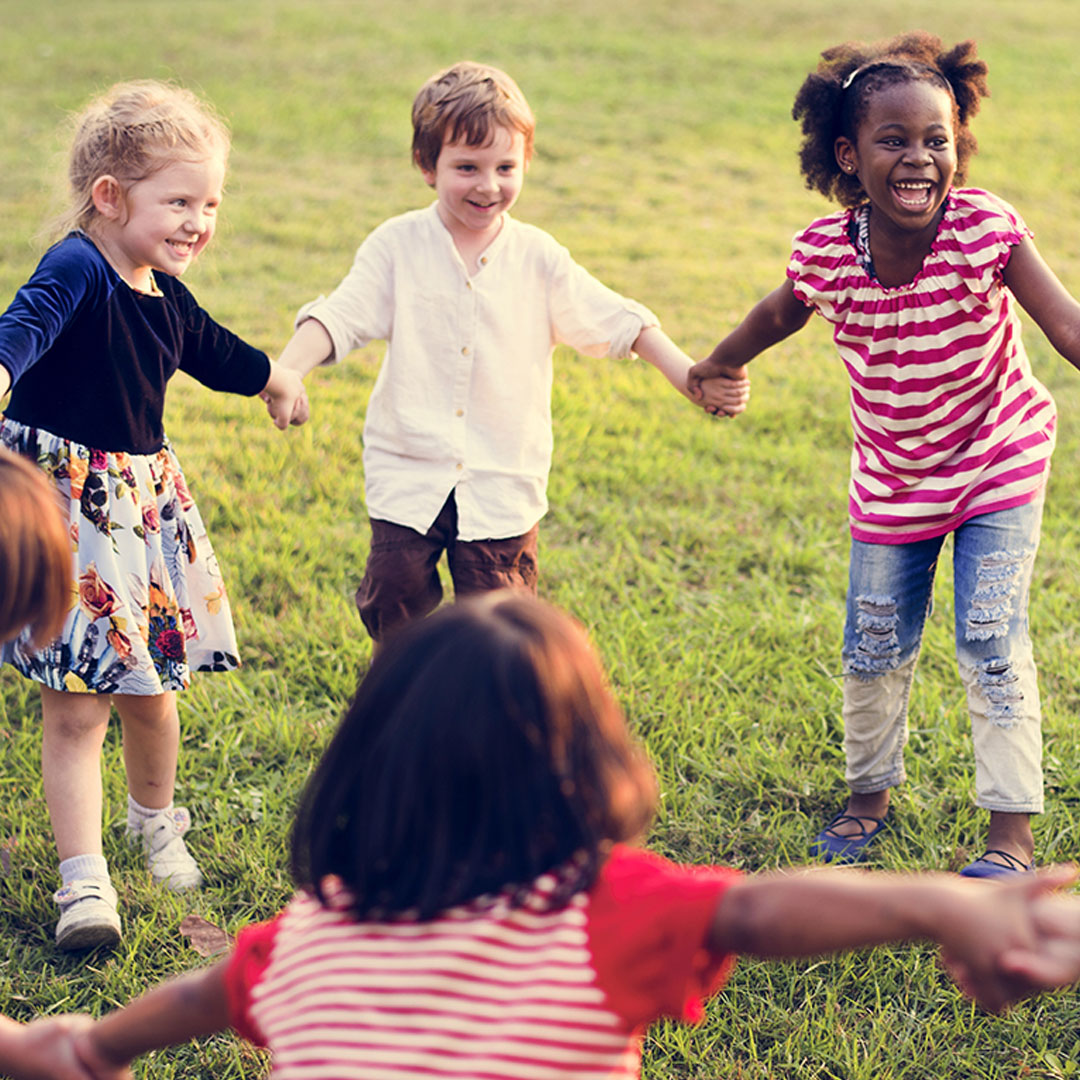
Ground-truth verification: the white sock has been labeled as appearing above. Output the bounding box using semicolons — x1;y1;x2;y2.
127;793;172;833
59;853;109;885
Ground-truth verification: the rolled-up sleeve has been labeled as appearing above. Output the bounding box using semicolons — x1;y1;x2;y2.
548;244;658;359
296;228;395;364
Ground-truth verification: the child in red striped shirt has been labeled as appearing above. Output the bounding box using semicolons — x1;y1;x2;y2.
690;32;1080;876
75;593;1077;1080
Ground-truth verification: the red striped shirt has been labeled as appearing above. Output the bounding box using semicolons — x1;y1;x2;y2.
225;846;738;1079
787;188;1056;543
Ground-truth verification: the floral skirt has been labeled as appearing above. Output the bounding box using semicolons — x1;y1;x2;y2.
0;419;240;695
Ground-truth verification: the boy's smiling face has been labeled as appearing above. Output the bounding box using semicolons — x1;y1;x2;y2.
420;125;527;246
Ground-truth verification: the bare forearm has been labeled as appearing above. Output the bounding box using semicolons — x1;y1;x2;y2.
704;286;812;371
277;318;334;377
632;325;697;398
710;869;966;957
85;963;230;1067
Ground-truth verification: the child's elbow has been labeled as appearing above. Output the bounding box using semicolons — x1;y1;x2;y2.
709;882;770;955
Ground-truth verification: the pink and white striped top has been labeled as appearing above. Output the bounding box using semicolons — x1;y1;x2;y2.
787;188;1056;543
225;846;738;1079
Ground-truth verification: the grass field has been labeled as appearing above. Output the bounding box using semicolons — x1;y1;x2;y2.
2;0;1080;1076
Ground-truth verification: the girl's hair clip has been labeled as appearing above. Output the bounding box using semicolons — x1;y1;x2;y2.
842;65;868;90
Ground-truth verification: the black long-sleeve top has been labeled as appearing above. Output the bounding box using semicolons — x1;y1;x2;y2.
0;232;270;453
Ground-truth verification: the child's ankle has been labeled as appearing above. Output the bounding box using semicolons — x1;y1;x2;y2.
127;793;173;833
847;791;890;819
59;853;109;885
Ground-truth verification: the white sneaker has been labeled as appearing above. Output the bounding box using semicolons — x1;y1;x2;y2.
54;878;121;951
127;806;204;891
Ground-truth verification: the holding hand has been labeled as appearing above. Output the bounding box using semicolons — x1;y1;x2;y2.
938;865;1079;1012
260;361;309;429
951;868;1080;999
0;1015;130;1080
692;365;750;418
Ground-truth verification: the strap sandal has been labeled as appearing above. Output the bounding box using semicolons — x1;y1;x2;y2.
959;848;1035;878
810;809;888;864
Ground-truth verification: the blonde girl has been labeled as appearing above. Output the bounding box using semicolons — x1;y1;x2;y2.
0;81;303;951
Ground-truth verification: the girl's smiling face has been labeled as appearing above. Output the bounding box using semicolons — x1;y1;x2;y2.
835;78;958;236
90;154;225;292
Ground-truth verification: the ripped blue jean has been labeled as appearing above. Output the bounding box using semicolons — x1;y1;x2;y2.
841;496;1044;812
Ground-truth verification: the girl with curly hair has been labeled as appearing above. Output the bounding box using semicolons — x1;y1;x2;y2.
689;32;1080;877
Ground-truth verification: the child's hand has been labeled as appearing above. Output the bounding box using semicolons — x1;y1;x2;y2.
982;873;1080;993
939;865;1078;1012
694;368;751;418
687;358;749;409
1;1015;128;1080
260;361;309;430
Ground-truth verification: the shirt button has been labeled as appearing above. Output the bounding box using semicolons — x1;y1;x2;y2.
455;409;464;417
461;346;470;355
466;281;473;289
480;256;488;265
456;463;463;470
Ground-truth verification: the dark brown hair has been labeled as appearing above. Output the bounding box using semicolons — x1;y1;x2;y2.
792;31;989;207
290;592;657;920
0;449;71;645
412;61;535;174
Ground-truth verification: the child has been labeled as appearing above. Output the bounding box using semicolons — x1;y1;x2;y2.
688;33;1080;876
72;594;1078;1079
269;61;749;643
0;450;117;1080
0;80;304;951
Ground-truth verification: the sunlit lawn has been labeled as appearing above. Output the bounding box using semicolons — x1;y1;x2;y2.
2;1;1080;1076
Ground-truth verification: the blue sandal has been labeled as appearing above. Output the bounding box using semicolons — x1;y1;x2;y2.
959;849;1034;878
810;810;888;864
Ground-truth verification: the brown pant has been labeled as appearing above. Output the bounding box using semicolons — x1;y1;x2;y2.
355;492;539;642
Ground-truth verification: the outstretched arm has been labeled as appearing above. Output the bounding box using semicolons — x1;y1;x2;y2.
76;962;230;1076
687;280;812;399
708;864;1077;1014
632;325;751;416
1004;238;1080;371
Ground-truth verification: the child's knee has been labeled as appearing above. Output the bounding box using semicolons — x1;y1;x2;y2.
845;593;903;677
41;692;111;740
961;546;1036;644
959;653;1039;731
449;528;539;597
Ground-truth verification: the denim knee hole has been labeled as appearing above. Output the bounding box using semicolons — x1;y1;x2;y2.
849;594;901;676
964;549;1031;642
973;657;1024;729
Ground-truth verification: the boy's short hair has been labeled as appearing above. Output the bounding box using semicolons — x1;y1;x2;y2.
412;61;535;172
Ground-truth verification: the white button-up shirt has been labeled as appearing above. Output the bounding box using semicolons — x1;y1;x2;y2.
299;204;657;540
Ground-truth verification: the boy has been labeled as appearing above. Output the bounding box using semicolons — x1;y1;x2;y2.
270;62;748;642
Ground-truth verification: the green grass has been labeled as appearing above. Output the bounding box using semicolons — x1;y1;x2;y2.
3;0;1080;1076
